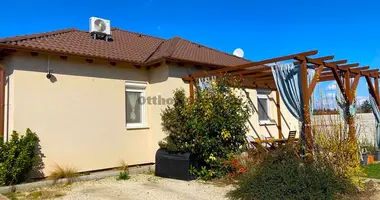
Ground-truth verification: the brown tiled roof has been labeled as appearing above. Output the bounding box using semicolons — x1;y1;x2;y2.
0;28;251;67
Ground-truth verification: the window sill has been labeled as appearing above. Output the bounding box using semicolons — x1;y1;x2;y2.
126;126;150;130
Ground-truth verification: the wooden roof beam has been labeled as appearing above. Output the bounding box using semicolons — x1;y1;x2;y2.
315;59;348;68
338;63;360;69
245;83;277;90
319;69;379;80
321;66;370;76
303;56;358;73
328;59;348;65
243;77;274;85
320;60;349;71
361;69;379;76
253;79;275;84
228;66;271;76
318;75;335;82
350;66;370;73
187;50;318;79
321;63;360;72
295;55;334;65
241;72;272;78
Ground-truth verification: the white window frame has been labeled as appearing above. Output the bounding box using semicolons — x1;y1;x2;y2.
125;82;147;129
257;92;272;125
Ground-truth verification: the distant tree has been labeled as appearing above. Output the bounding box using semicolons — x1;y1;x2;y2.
359;100;372;113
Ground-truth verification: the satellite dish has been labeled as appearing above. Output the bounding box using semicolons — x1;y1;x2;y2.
94;19;107;32
233;48;244;58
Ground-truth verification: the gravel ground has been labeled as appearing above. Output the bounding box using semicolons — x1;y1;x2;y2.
7;174;380;200
54;174;233;200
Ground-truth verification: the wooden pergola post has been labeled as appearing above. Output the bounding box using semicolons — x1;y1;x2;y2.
276;90;282;139
344;71;355;140
300;59;313;152
375;77;379;102
189;78;194;102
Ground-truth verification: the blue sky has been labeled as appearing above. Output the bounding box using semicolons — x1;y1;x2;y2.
1;0;379;107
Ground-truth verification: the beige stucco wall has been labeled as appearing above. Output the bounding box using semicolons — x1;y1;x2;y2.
2;52;299;177
4;52;156;176
244;89;299;139
1;57;15;142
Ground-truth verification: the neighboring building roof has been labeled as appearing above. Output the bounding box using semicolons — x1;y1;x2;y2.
0;28;251;67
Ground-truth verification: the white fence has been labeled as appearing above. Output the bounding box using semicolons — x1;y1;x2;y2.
312;113;376;146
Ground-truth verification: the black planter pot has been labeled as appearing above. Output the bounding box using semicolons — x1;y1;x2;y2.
372;151;380;161
361;153;368;166
155;148;199;181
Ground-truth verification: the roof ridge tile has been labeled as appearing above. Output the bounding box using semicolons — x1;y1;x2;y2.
143;39;167;62
177;37;251;63
164;36;182;57
111;27;166;41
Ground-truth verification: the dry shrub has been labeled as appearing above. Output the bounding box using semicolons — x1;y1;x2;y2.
313;114;364;185
49;165;78;183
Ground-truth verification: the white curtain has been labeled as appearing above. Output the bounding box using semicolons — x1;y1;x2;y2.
127;92;139;120
198;76;216;90
271;63;315;121
370;94;380;148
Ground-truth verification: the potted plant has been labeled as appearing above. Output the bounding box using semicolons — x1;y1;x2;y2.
155;148;199;181
372;146;380;161
361;151;368;166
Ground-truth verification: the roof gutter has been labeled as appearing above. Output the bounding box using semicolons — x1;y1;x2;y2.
0;44;142;65
0;44;238;70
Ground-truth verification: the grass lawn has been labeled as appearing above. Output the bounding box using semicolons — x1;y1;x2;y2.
362;163;380;179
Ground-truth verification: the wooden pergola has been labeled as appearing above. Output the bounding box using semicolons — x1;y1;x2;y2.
182;50;380;153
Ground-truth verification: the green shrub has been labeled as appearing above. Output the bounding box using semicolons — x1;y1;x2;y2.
159;88;191;152
160;78;252;179
117;171;130;180
0;129;42;186
228;148;356;200
117;159;130;180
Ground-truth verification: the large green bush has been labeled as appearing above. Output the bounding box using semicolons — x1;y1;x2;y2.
160;88;192;152
227;148;356;200
0;129;42;186
160;78;252;179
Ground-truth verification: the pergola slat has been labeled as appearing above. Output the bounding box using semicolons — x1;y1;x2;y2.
245;83;277;89
338;63;360;69
320;66;370;77
294;55;334;65
350;66;370;72
252;79;275;84
241;72;272;78
320;63;360;72
361;69;379;76
327;59;348;65
228;66;271;76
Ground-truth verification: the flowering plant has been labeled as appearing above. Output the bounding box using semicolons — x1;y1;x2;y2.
160;77;252;180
